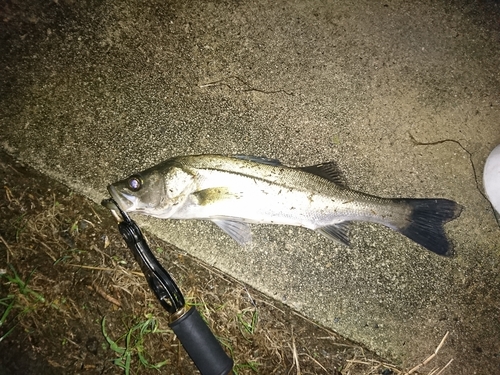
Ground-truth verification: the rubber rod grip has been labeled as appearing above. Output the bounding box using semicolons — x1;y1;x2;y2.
169;307;233;375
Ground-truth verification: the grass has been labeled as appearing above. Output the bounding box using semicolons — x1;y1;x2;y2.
0;295;17;343
2;264;45;303
0;264;46;342
237;307;259;337
101;314;171;375
13;213;27;242
233;361;260;375
53;248;87;265
182;294;264;373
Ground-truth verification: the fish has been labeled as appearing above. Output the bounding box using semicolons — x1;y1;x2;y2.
108;154;463;256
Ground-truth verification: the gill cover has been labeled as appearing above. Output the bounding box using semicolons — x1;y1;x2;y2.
108;161;197;218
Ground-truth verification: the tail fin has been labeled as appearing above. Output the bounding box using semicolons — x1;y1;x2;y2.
396;199;462;256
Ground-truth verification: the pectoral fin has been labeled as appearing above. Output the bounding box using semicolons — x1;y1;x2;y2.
211;219;252;245
193;187;240;206
316;222;351;246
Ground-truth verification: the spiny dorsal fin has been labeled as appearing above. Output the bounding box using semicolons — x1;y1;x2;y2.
233;155;282;166
301;161;347;187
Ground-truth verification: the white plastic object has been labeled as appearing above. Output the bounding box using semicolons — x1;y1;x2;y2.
484;145;500;214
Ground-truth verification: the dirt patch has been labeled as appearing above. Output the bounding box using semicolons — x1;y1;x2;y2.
0;149;453;374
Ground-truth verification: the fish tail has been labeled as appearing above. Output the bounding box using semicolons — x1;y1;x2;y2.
395;198;462;256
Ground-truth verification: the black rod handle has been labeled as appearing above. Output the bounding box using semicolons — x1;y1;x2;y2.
170;307;233;375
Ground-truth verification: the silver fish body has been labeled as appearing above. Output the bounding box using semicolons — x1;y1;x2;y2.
108;154;462;255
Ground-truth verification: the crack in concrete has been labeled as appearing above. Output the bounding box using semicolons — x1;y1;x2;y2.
409;132;500;227
199;75;295;96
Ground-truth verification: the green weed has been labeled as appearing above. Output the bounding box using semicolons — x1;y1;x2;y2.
237;308;258;336
101;314;170;375
233;361;260;374
0;264;45;342
53;248;86;265
13;214;27;242
0;296;17;342
2;264;45;303
218;335;260;374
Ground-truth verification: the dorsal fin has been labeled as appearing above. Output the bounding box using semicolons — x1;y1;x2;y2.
301;161;347;186
233;155;282;166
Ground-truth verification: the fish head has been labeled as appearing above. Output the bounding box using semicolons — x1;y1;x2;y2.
107;162;196;218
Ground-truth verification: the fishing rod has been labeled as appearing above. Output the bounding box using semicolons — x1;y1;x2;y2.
102;198;233;375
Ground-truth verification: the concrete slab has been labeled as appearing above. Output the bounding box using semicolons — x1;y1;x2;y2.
1;0;499;373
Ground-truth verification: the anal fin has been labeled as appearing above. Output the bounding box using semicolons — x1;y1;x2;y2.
316;222;351;246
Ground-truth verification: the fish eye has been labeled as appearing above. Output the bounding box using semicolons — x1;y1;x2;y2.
128;175;142;191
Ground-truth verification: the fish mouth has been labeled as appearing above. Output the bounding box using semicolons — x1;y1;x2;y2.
107;184;137;212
